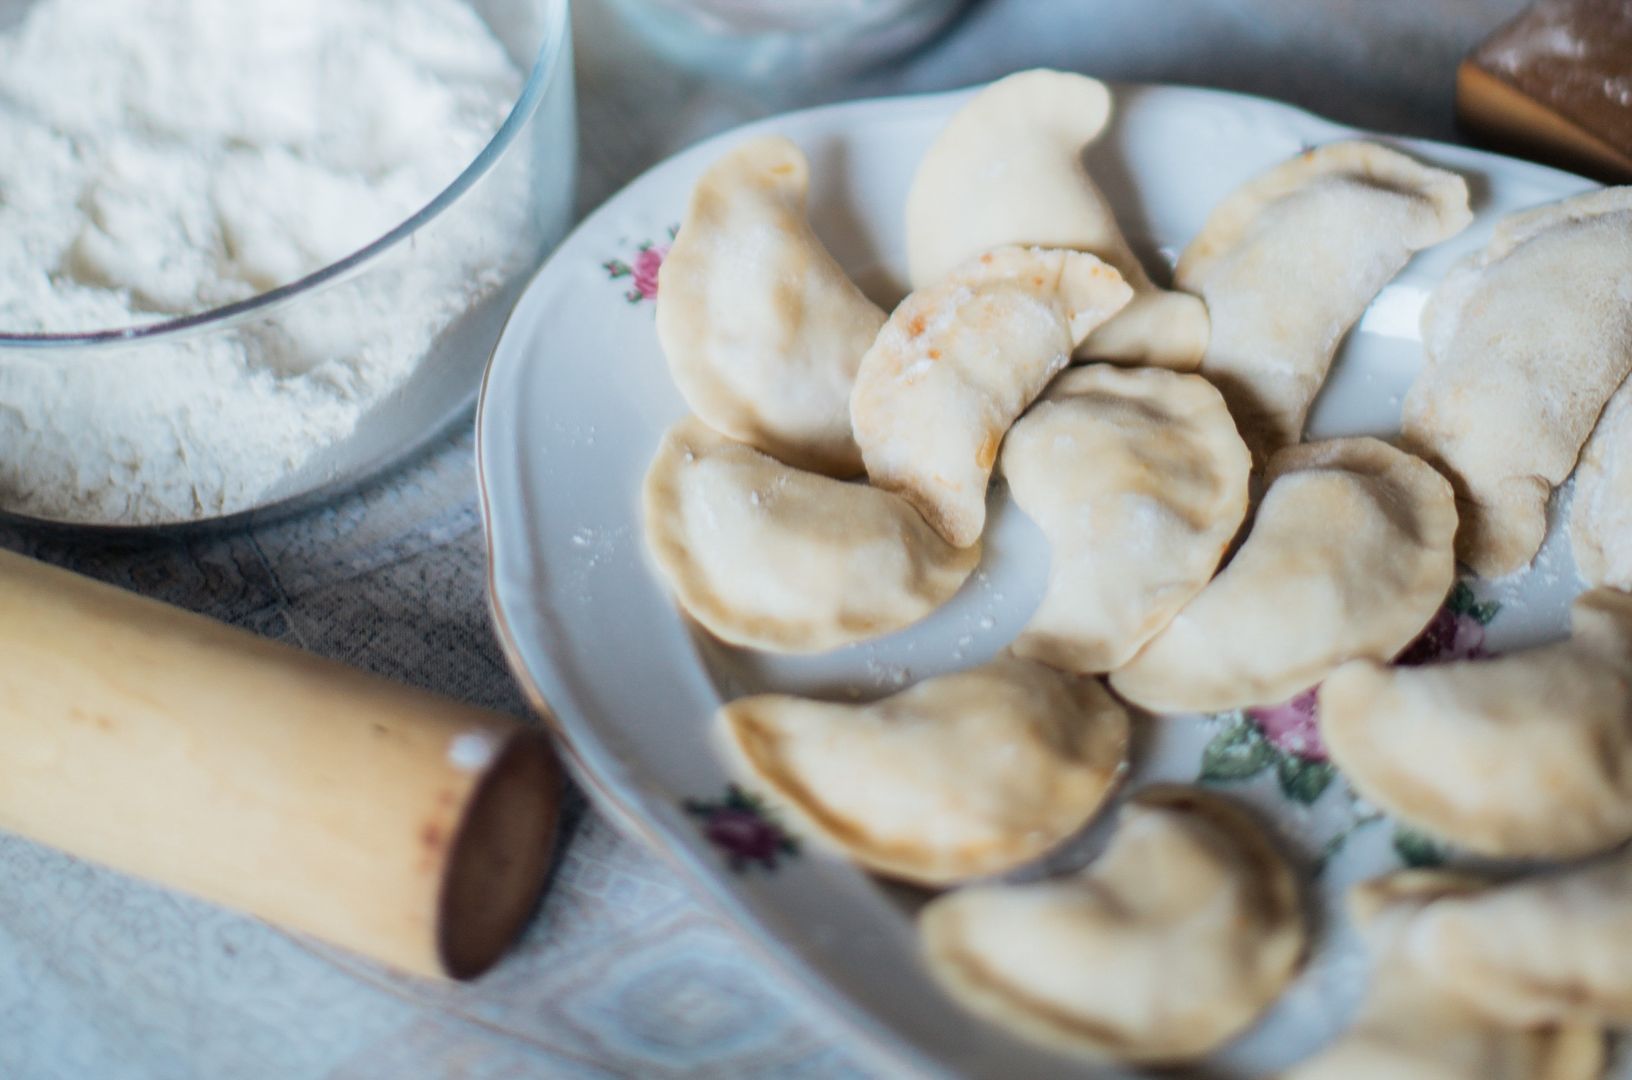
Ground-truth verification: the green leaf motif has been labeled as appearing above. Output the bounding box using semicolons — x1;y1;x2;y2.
1277;756;1336;804
1199;717;1276;783
1393;826;1447;868
1446;580;1501;626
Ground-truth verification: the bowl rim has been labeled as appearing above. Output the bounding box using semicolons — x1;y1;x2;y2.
0;0;573;350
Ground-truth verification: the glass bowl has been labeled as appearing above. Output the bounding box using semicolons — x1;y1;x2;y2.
603;0;973;84
0;0;577;532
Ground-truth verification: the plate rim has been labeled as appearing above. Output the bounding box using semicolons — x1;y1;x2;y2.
475;78;1599;1077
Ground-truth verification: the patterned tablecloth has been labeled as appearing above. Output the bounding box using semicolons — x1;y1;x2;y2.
0;0;1527;1075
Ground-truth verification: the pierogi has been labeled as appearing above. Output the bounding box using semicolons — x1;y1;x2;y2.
1109;438;1457;713
851;245;1132;547
642;417;978;653
1179;142;1471;463
657;136;887;476
905;68;1209;369
717;657;1128;885
1571;374;1632;590
1380;851;1632;1030
1284;873;1603;1080
920;786;1305;1064
1402;187;1632;577
999;364;1250;673
1321;587;1632;859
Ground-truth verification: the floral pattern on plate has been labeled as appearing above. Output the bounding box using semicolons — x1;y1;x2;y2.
685;784;802;873
1197;580;1499;871
604;226;677;304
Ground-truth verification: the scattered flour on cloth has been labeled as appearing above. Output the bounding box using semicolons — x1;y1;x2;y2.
0;0;532;524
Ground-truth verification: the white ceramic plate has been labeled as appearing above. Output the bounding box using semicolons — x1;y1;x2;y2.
478;83;1606;1078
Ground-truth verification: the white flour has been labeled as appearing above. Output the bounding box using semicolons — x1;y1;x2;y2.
0;0;533;524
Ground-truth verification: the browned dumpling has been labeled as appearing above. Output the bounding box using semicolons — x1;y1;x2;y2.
919;786;1305;1064
716;657;1128;886
850;245;1132;547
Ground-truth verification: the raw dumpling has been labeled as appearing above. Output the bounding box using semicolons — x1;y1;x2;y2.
1284;873;1603;1080
1178;142;1471;463
905;69;1209;369
1319;586;1632;859
920;786;1305;1064
1108;437;1457;713
851;246;1132;547
716;657;1128;886
1571;375;1632;589
1402;187;1632;577
657;136;887;476
1384;850;1632;1029
641;417;979;653
999;364;1250;673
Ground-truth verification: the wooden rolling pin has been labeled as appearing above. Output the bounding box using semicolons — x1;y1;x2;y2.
0;548;561;980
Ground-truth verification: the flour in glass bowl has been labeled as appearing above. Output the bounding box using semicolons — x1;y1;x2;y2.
0;0;535;524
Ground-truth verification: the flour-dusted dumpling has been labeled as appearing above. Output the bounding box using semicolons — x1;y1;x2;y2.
1285;873;1604;1080
656;136;887;476
1571;376;1632;589
905;69;1209;369
641;417;979;653
1402;187;1632;578
717;657;1128;886
1320;587;1632;859
920;786;1305;1064
1178;142;1471;463
1108;438;1456;713
1386;850;1632;1029
999;365;1250;673
851;246;1132;547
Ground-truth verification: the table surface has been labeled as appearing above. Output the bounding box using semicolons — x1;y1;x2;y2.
0;1;1531;1076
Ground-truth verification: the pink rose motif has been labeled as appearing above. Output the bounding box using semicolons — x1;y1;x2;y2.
1395;605;1488;666
631;243;667;301
1203;587;1500;813
1248;687;1325;762
1243;602;1490;766
603;228;677;304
